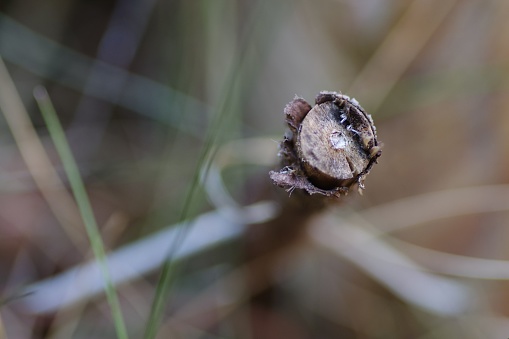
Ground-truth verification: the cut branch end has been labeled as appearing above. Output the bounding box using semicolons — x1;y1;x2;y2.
270;91;381;198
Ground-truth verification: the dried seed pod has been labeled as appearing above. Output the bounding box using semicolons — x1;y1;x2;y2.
270;91;381;198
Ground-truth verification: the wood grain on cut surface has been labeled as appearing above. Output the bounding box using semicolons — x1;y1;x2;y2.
298;101;369;190
270;91;381;197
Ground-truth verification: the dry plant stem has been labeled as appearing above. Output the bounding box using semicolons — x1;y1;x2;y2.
248;91;381;305
245;191;327;296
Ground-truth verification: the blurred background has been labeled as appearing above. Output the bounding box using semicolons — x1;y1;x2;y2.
2;0;509;338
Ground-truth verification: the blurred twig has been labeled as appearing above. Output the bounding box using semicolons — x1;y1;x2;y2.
360;185;509;233
357;185;509;279
390;239;509;280
309;215;474;316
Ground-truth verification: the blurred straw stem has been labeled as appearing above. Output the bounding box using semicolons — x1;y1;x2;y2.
360;184;509;233
0;56;86;249
0;57;146;335
358;184;509;279
309;216;474;316
349;0;458;112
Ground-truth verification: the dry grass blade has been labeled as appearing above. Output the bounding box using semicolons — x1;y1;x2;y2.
390;239;509;280
348;0;458;112
0;56;86;250
359;185;509;233
309;216;474;316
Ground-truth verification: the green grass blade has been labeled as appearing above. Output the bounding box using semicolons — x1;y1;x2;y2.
142;1;282;337
33;86;129;339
